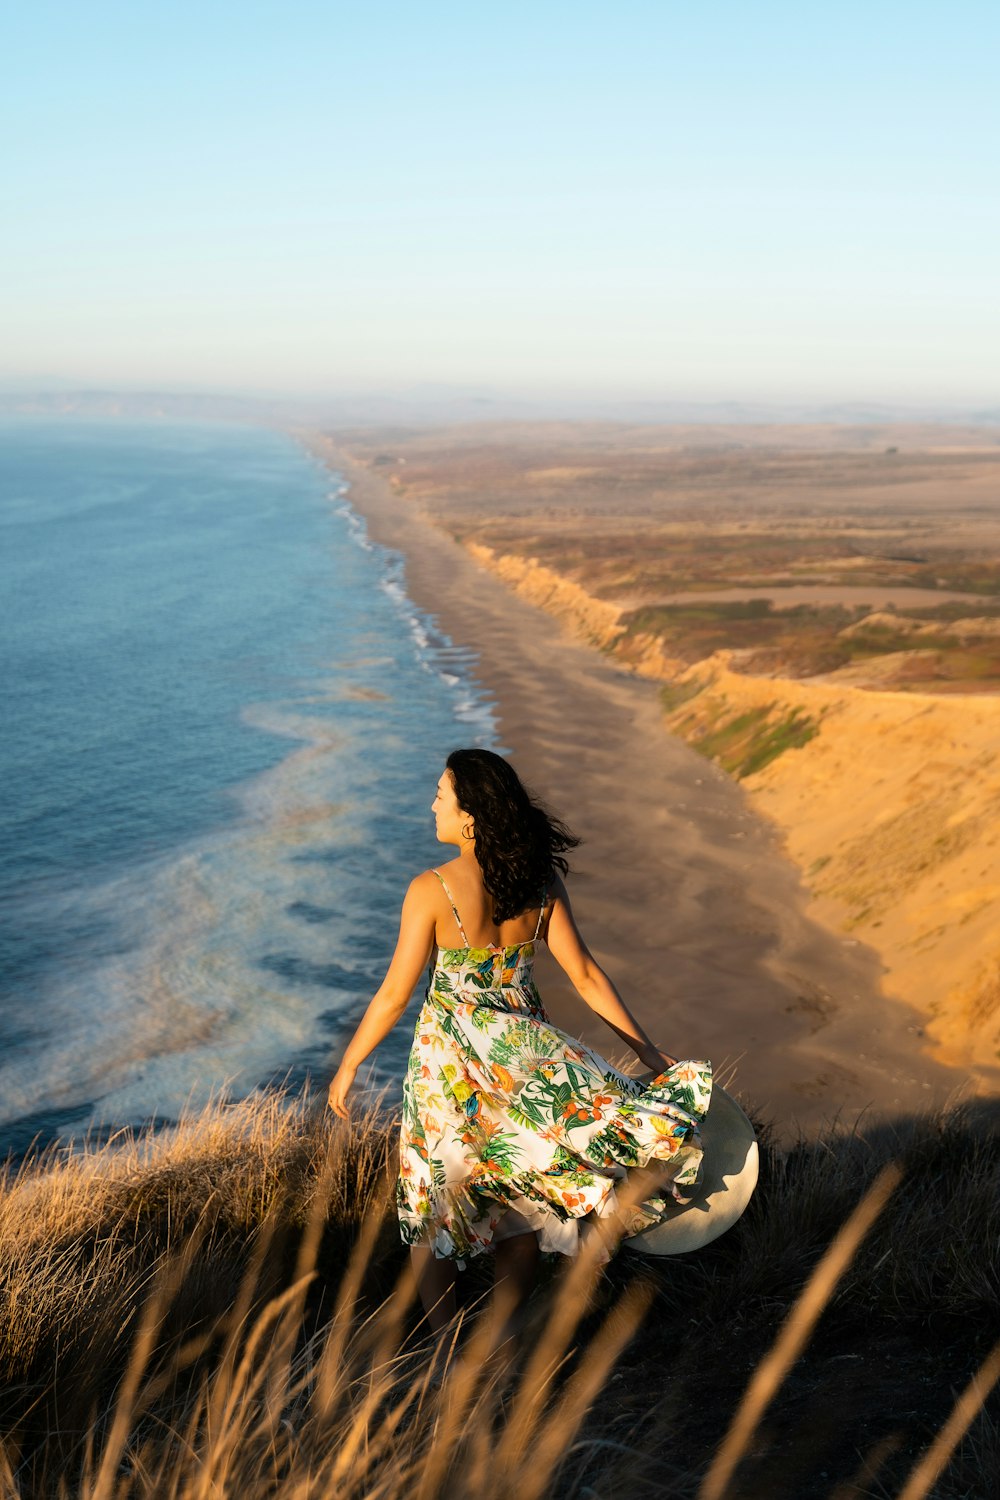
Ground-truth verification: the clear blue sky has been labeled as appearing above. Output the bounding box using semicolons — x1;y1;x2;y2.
3;1;997;404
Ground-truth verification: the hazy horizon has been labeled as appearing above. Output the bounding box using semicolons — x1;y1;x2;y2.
4;2;998;407
2;383;998;431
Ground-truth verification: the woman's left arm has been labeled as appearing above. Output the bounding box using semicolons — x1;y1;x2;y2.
545;875;677;1074
327;874;437;1118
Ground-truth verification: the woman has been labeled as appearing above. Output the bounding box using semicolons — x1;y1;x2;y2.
327;748;712;1343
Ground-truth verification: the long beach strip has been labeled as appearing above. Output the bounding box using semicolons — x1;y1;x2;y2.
301;433;960;1141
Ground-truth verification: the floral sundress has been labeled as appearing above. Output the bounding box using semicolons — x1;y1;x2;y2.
395;869;713;1269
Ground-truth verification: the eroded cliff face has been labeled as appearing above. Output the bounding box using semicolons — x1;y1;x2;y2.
467;542;1000;1075
463;543;694;679
464;544;624;653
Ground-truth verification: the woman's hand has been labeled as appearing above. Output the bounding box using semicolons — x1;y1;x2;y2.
635;1044;678;1076
327;1062;357;1119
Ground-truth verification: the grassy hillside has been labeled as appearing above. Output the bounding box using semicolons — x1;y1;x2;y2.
1;1086;998;1499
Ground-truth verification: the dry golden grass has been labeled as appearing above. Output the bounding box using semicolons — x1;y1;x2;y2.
2;1087;999;1498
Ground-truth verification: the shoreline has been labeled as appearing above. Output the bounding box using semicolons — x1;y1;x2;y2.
300;431;966;1143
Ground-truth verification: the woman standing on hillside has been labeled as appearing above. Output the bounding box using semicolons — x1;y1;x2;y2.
327;748;712;1348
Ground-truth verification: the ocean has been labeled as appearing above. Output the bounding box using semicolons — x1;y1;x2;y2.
0;417;499;1158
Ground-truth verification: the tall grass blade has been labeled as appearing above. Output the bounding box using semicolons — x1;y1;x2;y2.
894;1337;1000;1500
313;1186;394;1421
513;1281;654;1500
86;1237;200;1500
698;1160;904;1500
503;1225;611;1458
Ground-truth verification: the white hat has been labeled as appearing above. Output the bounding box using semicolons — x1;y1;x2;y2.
623;1081;759;1256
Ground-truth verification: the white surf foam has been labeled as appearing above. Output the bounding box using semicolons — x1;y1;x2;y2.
331;476;503;751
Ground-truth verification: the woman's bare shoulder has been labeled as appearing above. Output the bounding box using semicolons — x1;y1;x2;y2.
408;864;466;898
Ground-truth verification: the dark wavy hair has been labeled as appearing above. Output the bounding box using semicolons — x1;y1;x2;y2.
445;748;581;923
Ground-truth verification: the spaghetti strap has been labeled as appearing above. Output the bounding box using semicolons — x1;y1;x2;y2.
533;885;548;941
432;868;469;947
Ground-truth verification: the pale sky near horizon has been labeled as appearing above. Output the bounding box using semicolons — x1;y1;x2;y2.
3;1;998;406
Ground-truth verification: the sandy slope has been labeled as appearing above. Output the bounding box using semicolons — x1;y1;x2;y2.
673;657;1000;1076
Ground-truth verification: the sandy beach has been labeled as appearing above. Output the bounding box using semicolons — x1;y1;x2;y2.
302;433;966;1143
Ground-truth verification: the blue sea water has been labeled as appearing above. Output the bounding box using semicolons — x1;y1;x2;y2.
0;417;499;1157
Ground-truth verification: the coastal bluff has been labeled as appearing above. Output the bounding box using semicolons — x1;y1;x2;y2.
464;540;1000;1081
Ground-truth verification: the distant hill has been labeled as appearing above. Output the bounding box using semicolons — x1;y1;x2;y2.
2;385;999;430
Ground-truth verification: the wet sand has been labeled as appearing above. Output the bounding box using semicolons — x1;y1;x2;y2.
303;434;966;1143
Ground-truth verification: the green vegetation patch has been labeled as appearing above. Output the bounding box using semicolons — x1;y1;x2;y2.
910;563;1000;595
623;599;778;634
618;601;860;677
659;678;705;713
691;703;821;779
839;626;952;658
895;600;1000;625
617;592;1000;687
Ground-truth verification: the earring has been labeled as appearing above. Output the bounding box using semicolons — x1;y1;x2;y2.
462;822;474;841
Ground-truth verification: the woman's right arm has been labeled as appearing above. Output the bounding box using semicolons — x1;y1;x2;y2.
327;873;437;1118
544;874;676;1074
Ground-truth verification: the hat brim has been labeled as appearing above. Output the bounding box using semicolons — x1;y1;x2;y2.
622;1079;759;1256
